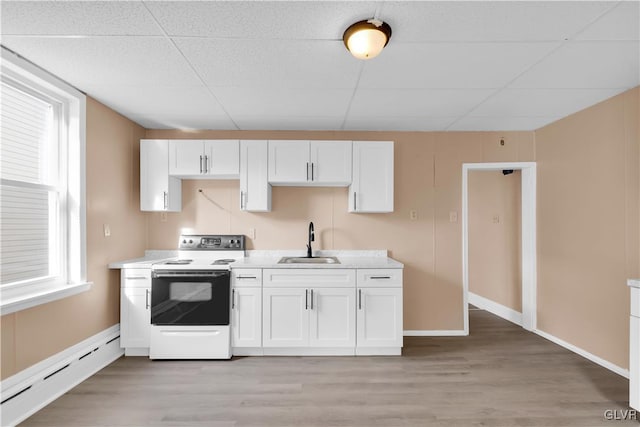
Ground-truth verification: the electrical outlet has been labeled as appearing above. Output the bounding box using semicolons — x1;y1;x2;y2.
249;228;256;239
493;214;500;224
103;224;111;237
449;211;458;223
160;212;168;222
409;209;418;220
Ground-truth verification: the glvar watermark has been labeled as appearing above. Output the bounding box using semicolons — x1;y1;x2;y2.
604;409;637;421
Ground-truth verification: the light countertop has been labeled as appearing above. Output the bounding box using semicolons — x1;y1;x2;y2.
108;250;403;270
629;279;640;288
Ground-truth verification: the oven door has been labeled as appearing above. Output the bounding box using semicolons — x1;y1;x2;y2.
151;270;230;326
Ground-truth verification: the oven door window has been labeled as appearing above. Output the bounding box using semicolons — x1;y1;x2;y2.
151;273;230;325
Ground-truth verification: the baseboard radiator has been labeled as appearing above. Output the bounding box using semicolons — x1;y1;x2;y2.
1;325;124;426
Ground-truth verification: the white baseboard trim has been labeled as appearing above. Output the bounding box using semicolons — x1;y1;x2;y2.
404;330;467;336
1;324;124;426
468;292;523;326
534;329;629;379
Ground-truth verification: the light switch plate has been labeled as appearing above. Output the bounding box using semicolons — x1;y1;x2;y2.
409;210;418;220
103;224;111;237
449;211;458;223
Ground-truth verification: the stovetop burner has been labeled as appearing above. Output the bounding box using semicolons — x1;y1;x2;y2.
212;259;236;265
164;259;193;265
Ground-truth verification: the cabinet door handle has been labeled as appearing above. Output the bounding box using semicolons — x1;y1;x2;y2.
240;191;244;210
305;289;309;310
310;289;314;310
145;289;150;309
353;192;357;211
205;155;209;174
311;163;315;181
199;155;203;174
358;289;362;310
306;162;309;181
370;276;391;280
232;289;235;309
163;191;168;210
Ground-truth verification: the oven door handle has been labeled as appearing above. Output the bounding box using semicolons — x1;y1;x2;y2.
152;271;230;278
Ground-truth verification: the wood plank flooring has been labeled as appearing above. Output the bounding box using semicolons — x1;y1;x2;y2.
20;310;636;426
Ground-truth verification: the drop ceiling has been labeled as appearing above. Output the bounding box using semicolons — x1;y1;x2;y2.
1;1;638;131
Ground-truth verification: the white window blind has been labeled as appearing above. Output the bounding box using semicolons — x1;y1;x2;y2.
1;80;60;286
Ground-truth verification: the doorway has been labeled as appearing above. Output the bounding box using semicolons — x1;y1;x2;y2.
462;162;536;333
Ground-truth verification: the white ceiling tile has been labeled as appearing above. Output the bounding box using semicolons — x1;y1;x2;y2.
343;116;456;131
358;42;560;89
2;36;202;88
382;1;615;42
175;38;361;89
510;41;640;89
1;1;162;36
145;1;380;40
128;114;237;131
83;86;229;118
213;87;353;117
349;89;493;117
232;116;345;131
469;88;627;118
576;2;640;41
449;116;558;131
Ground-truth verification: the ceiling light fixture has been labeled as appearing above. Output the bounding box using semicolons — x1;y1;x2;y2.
343;18;392;60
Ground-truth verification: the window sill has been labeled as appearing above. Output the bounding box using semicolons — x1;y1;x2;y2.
0;281;92;315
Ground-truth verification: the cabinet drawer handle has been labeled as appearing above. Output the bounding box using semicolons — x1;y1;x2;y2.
145;289;150;309
125;276;147;280
370;276;391;280
236;276;257;279
358;289;362;310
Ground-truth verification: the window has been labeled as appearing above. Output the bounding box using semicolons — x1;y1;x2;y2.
0;48;89;314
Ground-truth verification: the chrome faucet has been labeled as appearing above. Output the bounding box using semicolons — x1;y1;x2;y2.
307;221;315;258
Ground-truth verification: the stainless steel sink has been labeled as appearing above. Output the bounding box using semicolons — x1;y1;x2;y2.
278;256;340;264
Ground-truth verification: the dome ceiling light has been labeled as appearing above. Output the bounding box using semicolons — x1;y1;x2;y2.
342;18;392;60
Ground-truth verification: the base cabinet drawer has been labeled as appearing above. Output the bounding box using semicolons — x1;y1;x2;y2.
150;326;231;359
357;269;402;287
232;269;263;287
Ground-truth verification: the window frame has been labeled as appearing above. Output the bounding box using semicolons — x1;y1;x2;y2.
0;47;91;315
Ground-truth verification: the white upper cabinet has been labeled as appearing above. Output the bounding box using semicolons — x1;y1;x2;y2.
268;140;352;186
240;140;271;212
140;139;181;212
169;139;239;178
310;141;352;185
349;141;394;213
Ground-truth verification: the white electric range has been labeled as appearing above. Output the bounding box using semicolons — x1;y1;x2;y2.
149;234;245;360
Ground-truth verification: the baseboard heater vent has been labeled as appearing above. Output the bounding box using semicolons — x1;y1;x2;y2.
0;324;124;426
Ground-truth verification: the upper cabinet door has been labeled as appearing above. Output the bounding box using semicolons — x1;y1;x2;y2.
240;140;271;212
349;141;394;213
168;140;204;176
310;141;352;185
140;139;181;212
268;140;310;184
204;140;239;178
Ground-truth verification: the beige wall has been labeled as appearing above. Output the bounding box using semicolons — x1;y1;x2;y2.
469;170;522;311
145;129;535;331
536;87;639;370
1;98;147;379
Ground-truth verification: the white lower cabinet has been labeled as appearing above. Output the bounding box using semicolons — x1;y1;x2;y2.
232;287;262;349
263;287;310;347
309;287;356;348
120;269;151;356
356;287;403;354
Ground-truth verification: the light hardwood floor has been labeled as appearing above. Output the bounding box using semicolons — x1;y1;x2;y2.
20;310;636;426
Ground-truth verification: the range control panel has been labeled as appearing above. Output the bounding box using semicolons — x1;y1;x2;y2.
178;234;245;250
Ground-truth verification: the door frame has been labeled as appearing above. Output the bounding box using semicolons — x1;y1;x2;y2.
462;162;537;333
